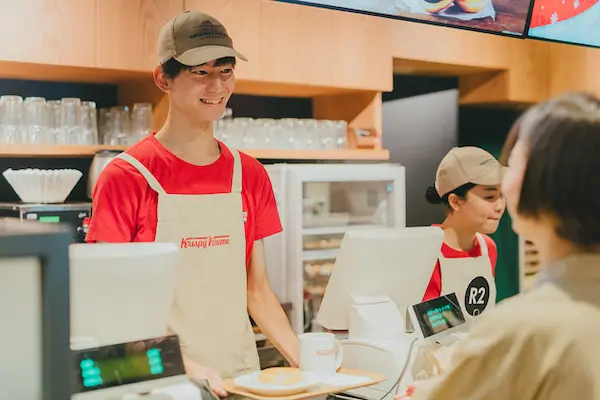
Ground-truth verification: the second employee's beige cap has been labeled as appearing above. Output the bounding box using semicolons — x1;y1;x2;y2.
435;147;506;197
157;11;248;66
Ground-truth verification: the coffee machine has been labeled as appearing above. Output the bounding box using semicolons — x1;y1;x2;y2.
0;203;91;243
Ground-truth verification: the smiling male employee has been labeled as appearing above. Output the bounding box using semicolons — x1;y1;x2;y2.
86;11;298;396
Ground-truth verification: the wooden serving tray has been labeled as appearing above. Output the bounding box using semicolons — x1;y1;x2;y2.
224;368;387;400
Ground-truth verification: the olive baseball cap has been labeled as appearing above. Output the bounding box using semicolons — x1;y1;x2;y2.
435;146;506;197
157;11;248;66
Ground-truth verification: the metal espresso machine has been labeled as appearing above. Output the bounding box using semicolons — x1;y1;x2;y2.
317;227;471;400
69;242;203;400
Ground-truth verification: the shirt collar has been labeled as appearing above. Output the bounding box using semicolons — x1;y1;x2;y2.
535;254;600;285
533;253;600;305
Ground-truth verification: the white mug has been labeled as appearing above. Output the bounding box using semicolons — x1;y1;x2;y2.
298;332;343;377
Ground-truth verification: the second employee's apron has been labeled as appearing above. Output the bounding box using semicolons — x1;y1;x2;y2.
117;149;260;379
439;233;497;321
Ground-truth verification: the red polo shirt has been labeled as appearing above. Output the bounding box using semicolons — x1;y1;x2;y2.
422;230;497;301
86;134;283;267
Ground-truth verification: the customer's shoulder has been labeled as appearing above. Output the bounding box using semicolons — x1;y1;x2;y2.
475;285;593;340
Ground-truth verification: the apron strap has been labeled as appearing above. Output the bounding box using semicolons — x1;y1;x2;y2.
231;149;243;194
475;233;489;257
116;152;167;194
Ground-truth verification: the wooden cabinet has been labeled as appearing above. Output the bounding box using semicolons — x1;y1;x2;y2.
187;0;391;91
390;19;549;104
96;0;184;71
186;0;262;81
549;42;600;98
260;0;332;87
507;40;549;103
329;11;392;91
0;0;95;67
3;0;598;106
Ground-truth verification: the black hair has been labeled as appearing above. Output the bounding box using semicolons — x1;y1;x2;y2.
499;115;522;167
161;56;237;79
425;182;477;208
507;92;600;247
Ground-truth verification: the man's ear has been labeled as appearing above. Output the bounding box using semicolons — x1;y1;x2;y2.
153;66;170;93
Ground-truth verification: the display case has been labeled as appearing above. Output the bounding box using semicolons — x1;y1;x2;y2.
263;163;406;334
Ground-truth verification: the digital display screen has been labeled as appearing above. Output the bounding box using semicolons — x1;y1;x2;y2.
277;0;534;36
72;335;185;394
38;215;60;223
412;293;466;338
527;0;600;48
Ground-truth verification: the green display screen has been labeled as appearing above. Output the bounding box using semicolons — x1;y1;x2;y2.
38;215;60;223
72;335;185;394
413;293;466;338
81;348;164;388
426;304;452;329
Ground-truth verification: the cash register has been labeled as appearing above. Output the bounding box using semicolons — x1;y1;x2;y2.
69;242;201;400
0;219;199;399
316;227;469;400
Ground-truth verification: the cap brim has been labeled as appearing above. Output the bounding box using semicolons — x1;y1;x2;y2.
471;166;507;186
174;45;248;66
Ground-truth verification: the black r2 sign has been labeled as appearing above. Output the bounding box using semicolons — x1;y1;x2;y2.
464;276;490;316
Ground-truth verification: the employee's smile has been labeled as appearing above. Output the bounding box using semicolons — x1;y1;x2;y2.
200;98;224;105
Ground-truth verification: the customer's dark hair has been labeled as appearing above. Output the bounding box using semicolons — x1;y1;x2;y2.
499;116;522;166
425;182;477;209
161;56;237;79
508;92;600;247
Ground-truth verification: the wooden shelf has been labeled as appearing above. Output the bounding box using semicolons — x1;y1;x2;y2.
0;145;126;157
243;148;389;160
0;145;389;160
0;61;152;85
0;60;374;98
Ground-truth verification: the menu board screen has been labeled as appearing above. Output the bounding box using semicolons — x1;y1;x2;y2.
527;0;600;48
277;0;534;36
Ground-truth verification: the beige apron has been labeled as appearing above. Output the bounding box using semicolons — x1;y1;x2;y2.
439;233;496;321
116;150;260;379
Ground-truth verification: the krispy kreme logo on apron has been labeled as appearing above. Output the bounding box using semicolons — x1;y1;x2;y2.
180;235;231;249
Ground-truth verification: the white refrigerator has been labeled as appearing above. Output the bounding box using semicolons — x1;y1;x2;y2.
263;163;406;334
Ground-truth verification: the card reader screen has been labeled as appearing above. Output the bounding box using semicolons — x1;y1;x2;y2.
412;293;466;338
72;335;185;394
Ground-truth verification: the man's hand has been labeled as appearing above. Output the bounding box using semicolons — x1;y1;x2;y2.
247;240;299;367
184;358;228;397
